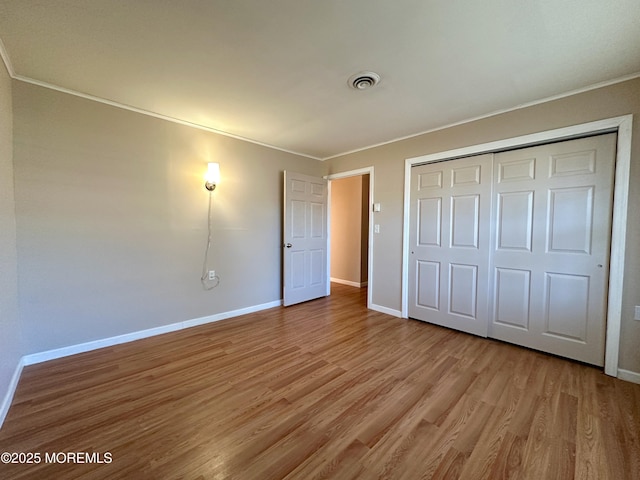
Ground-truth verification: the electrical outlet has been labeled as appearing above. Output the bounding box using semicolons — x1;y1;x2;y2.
208;270;216;280
374;224;380;234
635;305;640;321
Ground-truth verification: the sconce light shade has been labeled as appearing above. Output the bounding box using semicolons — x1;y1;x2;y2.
205;162;220;191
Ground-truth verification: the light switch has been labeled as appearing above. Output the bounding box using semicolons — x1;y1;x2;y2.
373;203;381;212
635;305;640;321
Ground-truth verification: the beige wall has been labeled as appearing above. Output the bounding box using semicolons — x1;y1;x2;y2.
12;82;325;354
326;77;640;374
6;73;640;376
330;176;363;284
0;62;22;409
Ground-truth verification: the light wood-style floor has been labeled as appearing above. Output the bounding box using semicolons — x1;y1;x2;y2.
1;284;639;479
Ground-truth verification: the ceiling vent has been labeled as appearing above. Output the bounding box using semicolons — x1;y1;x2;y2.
348;71;381;90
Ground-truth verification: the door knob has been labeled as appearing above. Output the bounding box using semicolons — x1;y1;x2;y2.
285;243;292;248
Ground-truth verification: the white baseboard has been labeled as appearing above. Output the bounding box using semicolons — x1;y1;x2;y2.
330;277;366;288
23;299;282;366
0;358;25;429
5;293;637;431
23;323;184;365
618;368;640;385
182;300;282;328
2;299;283;430
369;303;402;318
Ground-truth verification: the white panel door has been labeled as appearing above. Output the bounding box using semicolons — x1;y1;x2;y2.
408;154;493;336
490;134;616;366
283;171;328;306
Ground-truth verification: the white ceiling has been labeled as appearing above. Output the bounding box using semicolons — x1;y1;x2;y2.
1;1;639;160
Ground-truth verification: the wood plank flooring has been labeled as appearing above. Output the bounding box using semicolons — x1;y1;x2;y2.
0;283;639;479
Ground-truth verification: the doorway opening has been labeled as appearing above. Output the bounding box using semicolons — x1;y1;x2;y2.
327;168;374;308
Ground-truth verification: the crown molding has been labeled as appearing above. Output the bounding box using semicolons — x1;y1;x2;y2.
14;75;322;161
322;71;640;161
2;35;639;163
0;37;15;77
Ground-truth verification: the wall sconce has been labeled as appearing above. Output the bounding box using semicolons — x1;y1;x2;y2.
201;161;221;290
204;162;220;191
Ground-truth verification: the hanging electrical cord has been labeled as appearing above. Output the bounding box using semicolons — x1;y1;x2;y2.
201;190;220;290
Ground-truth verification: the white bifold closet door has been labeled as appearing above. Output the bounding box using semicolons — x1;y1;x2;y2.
408;134;616;366
490;134;615;366
408;154;493;337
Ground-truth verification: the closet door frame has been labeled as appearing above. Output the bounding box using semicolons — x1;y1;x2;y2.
401;115;633;378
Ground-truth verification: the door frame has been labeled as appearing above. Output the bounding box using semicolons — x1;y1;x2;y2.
401;115;633;377
326;167;375;310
